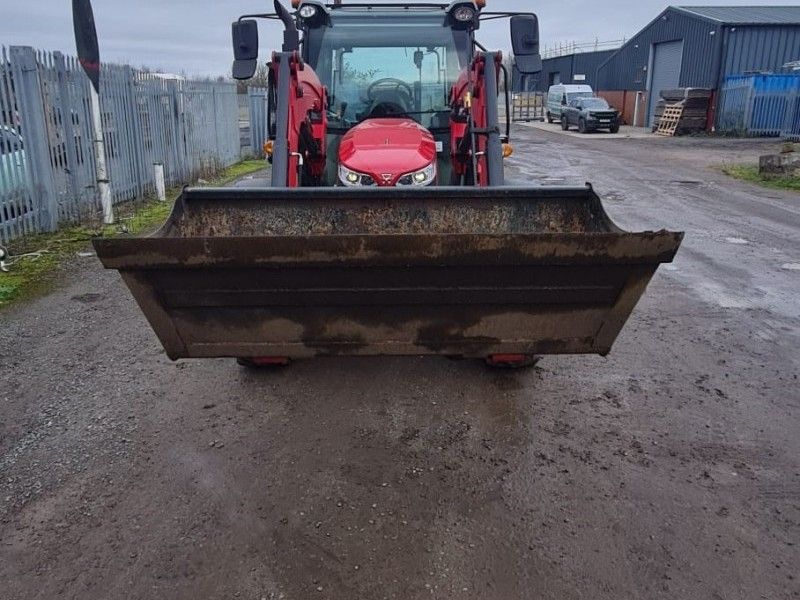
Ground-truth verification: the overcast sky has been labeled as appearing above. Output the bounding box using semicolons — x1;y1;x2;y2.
0;0;796;77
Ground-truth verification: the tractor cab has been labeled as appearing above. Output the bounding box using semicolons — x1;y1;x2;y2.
304;6;468;185
304;8;469;128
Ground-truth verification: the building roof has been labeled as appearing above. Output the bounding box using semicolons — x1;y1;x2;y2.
541;49;618;62
676;6;800;25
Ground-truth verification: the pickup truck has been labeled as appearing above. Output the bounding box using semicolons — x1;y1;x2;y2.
560;97;620;133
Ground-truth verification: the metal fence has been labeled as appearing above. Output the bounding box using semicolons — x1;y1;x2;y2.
0;45;241;244
248;87;268;159
717;74;800;139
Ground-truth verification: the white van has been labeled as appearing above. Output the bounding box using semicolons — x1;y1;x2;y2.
546;84;594;123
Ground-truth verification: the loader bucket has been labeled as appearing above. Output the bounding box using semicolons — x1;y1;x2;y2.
93;186;682;360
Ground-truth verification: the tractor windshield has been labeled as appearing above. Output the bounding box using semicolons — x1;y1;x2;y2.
305;15;470;131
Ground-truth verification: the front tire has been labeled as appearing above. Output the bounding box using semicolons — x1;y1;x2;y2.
561;116;569;131
546;112;554;124
236;357;291;368
578;118;587;133
610;124;620;134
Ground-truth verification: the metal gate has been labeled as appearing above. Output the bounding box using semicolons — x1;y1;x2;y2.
510;92;545;122
648;40;684;127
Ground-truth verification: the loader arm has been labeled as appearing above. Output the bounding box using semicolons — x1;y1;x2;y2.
269;51;328;187
450;51;505;187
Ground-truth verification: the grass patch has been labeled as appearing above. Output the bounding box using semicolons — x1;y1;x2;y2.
213;160;267;186
721;164;800;192
0;159;266;309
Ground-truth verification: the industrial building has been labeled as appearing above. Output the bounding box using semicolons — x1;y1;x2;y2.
513;49;616;93
594;6;800;127
515;6;800;131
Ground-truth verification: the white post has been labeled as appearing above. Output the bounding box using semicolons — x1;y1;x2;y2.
89;85;113;224
153;162;166;201
633;91;643;128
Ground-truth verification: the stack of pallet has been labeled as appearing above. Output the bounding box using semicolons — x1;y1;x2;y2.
652;88;712;136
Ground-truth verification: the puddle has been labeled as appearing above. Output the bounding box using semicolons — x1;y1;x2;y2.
603;191;625;203
724;237;750;245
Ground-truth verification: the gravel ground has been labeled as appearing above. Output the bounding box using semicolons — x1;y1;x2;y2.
1;127;798;599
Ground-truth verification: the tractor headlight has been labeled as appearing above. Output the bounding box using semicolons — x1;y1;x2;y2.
299;4;318;18
397;162;436;186
452;5;476;22
339;164;375;186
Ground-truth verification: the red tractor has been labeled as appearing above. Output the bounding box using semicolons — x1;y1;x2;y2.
236;0;536;192
90;1;683;367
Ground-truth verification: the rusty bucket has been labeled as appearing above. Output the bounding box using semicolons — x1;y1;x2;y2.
93;186;682;360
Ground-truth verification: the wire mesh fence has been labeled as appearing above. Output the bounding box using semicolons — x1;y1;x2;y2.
0;45;241;244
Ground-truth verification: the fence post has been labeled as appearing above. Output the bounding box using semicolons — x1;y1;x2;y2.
248;88;256;158
53;51;80;213
88;71;113;223
212;85;220;169
170;81;187;181
124;66;146;198
249;88;259;158
743;80;755;135
783;89;798;140
10;46;59;232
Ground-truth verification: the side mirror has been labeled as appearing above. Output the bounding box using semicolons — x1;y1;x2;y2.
414;50;424;70
72;0;101;93
232;19;259;80
510;15;542;75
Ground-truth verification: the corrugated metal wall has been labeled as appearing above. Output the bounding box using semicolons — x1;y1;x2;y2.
597;8;721;90
517;50;616;92
572;50;617;87
538;55;572;91
722;25;800;77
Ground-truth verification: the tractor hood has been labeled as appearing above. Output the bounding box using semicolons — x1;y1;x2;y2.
339;118;437;186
